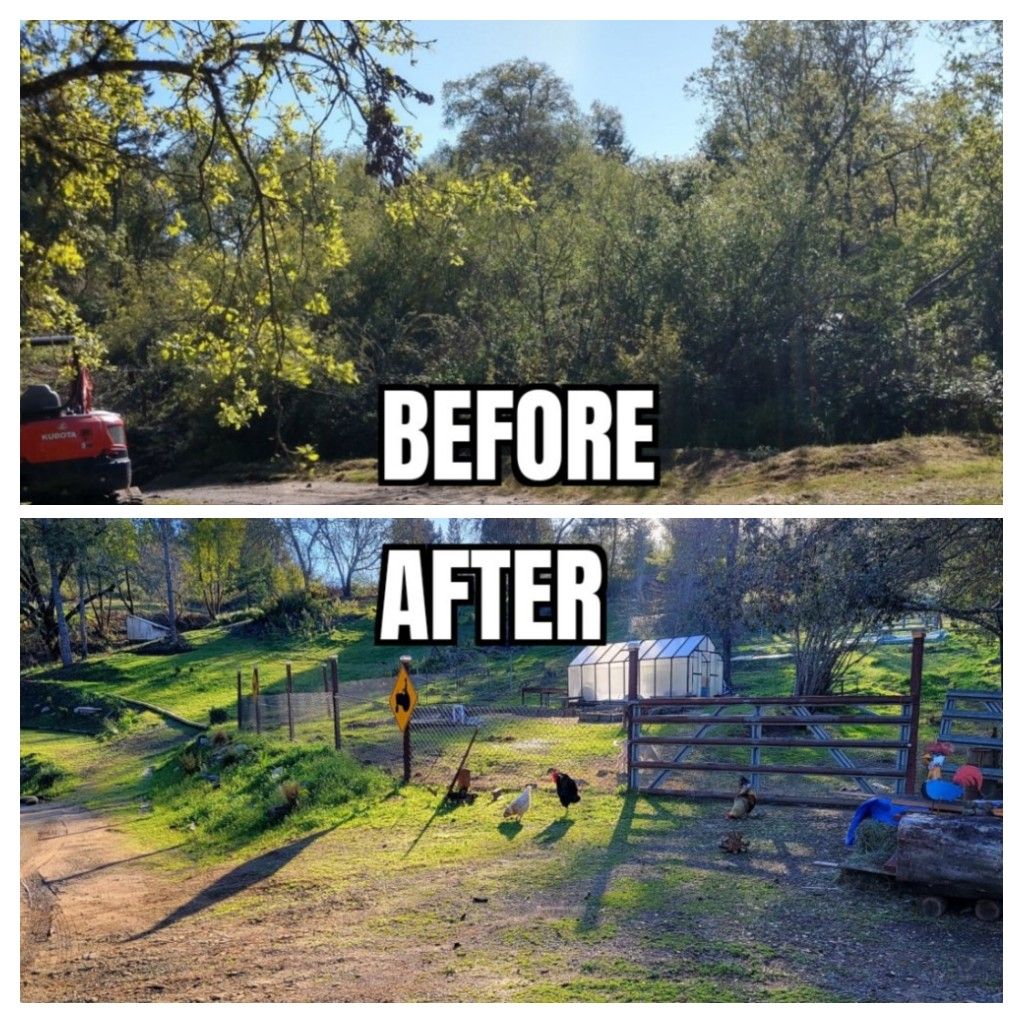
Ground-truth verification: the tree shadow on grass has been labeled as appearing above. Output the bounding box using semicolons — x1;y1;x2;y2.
403;792;465;857
126;825;337;940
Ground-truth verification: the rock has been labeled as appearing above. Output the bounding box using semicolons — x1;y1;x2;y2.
196;736;210;747
231;743;250;756
21;795;39;805
201;773;221;788
73;706;103;715
269;766;286;781
142;766;153;778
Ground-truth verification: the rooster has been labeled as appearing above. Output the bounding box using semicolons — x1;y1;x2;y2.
549;769;581;813
726;776;757;819
503;785;533;821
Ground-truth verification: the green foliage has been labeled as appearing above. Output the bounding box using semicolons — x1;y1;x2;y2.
249;587;345;639
20;753;73;798
20;678;135;736
21;22;1002;469
148;734;393;851
20;20;431;449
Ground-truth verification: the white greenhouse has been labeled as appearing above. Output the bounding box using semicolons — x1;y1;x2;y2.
567;636;724;702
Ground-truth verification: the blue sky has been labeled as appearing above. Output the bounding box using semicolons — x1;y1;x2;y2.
380;21;950;161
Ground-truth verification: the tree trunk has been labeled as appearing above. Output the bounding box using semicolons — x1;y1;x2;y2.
895;814;1002;899
77;561;88;660
159;522;179;644
45;537;72;668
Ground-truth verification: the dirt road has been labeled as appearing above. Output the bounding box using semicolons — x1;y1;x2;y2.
20;801;460;1002
143;479;556;505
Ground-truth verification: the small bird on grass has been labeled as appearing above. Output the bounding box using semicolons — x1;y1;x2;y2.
726;775;757;819
503;785;533;821
549;769;581;814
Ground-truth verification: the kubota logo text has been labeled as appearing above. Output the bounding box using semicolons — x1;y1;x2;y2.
41;431;77;441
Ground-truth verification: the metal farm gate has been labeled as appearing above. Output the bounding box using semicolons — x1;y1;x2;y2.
622;632;927;807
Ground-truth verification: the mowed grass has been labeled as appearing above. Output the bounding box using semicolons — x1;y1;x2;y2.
731;631;1001;720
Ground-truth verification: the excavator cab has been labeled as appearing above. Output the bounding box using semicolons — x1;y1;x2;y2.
20;336;132;501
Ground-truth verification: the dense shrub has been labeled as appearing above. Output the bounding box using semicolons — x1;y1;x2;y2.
248;587;345;639
20;753;72;799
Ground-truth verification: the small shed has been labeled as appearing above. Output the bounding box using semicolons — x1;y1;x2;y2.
567;636;724;702
126;614;170;643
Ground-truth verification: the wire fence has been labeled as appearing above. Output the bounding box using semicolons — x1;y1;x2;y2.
235;663;626;794
228;654;929;806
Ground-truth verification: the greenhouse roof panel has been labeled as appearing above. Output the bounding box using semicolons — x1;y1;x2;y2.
675;636;704;656
570;645;599;667
571;636;711;665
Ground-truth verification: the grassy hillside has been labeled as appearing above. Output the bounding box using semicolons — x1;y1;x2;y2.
731;631;1001;720
146;434;1001;505
26;613;1000;726
515;434;1002;505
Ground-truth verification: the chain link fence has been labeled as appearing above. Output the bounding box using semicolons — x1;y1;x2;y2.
235;661;626;794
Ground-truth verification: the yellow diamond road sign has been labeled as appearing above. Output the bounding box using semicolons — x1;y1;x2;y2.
390;664;418;731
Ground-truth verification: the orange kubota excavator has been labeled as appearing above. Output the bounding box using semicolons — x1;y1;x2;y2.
21;335;132;501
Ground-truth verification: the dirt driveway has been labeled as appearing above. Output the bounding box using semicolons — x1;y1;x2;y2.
142;479;553;505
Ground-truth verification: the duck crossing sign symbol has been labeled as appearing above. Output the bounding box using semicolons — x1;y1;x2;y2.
389;663;418;731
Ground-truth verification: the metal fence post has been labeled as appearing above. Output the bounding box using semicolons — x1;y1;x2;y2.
626;641;639;791
285;662;295;741
330;657;341;752
252;666;261;735
904;629;925;796
750;704;762;790
236;669;243;731
401;654;413;783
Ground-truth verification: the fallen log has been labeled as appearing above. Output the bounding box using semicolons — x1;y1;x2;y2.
895;813;1002;899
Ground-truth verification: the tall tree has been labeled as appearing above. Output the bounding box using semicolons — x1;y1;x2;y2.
183;519;245;619
750;519;938;695
157;519;180;643
316;518;390;597
442;59;583;178
21;20;431;451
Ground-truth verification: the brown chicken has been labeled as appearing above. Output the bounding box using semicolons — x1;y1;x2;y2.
726;775;757;819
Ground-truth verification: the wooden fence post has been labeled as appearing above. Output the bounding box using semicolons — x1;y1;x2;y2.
904;630;925;796
252;666;261;735
322;663;330;693
400;654;413;783
285;662;295;741
330;657;341;752
236;670;243;731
